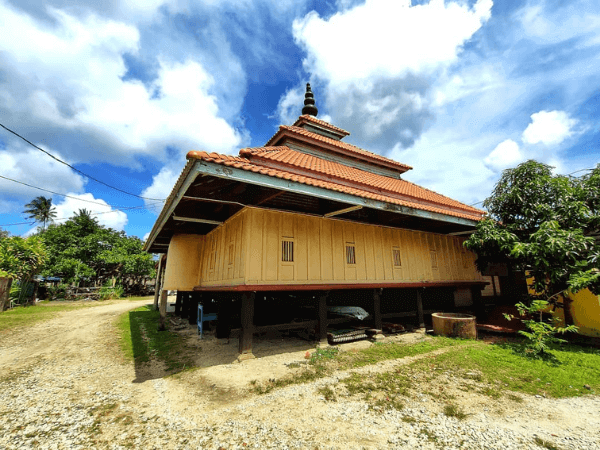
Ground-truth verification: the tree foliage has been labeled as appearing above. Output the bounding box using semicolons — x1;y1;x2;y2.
465;160;599;354
23;196;57;230
465;160;600;300
41;209;155;292
0;236;48;304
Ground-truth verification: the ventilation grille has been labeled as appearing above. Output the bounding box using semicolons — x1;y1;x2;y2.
282;240;294;262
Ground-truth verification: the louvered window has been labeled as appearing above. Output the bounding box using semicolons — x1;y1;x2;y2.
346;242;356;265
209;237;216;270
228;243;234;265
282;239;294;262
430;251;438;269
392;247;402;267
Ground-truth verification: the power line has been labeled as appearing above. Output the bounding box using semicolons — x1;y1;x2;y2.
0;202;164;228
0;122;166;201
0;174;132;207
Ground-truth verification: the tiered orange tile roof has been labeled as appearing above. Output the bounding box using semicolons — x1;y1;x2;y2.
293;115;350;137
187;148;484;222
265;125;412;173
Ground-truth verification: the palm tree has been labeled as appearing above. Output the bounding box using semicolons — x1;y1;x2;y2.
23;196;57;230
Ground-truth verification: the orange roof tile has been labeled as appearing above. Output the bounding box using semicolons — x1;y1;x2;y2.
239;147;483;216
187;149;484;222
293;115;350;137
266;125;412;173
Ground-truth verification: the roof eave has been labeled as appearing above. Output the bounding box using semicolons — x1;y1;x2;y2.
190;158;481;227
143;159;197;253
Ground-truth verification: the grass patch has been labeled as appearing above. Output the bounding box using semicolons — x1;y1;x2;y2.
0;301;98;332
534;436;562;450
252;347;339;394
317;385;336;401
118;305;193;372
443;403;469;420
336;336;473;369
409;340;600;398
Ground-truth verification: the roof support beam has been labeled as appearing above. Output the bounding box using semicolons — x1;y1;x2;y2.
193;160;479;228
172;215;223;225
448;230;475;236
324;205;363;218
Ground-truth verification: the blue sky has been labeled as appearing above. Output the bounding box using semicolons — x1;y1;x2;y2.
0;0;599;241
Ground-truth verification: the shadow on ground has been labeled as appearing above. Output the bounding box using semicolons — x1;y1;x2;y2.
129;307;317;384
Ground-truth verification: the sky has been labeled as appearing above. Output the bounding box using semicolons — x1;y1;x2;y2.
1;0;599;242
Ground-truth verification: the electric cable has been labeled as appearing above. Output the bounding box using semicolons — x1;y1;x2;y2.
0;123;166;201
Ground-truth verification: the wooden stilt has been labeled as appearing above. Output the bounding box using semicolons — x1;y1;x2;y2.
175;290;183;316
238;292;255;360
471;285;485;320
416;289;425;329
152;254;165;311
216;296;232;340
158;289;168;331
188;292;200;325
373;289;382;331
317;292;329;344
180;292;189;320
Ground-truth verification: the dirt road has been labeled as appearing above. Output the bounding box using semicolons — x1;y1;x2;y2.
0;300;598;450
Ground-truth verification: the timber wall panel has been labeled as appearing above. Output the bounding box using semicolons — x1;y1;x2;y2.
196;208;483;288
197;210;246;287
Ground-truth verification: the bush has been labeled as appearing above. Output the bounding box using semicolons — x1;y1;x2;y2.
46;283;69;300
9;281;35;305
99;282;124;300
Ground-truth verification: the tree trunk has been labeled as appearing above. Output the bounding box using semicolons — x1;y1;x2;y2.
0;277;12;311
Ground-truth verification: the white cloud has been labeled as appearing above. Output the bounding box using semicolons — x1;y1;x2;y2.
53;194;128;230
484;139;523;172
522;110;577;145
276;85;305;125
0;2;243;165
0;145;85;200
141;165;181;209
293;0;492;85
289;0;493;150
518;1;600;46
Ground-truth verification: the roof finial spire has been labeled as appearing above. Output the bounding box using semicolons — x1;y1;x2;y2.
302;83;318;117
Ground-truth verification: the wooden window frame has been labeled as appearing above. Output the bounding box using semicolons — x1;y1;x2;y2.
392;246;402;267
430;250;438;269
228;242;234;266
209;236;217;272
346;242;356;265
281;237;294;263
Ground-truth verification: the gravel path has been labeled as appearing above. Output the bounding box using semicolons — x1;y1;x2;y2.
0;300;598;450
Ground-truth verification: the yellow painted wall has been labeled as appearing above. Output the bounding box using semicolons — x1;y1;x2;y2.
163;234;205;290
241;208;482;287
197;210;246;287
526;275;600;338
565;290;600;337
548;290;600;338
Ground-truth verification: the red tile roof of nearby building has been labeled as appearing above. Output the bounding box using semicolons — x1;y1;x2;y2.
292;115;350;137
266;125;412;173
186;149;485;222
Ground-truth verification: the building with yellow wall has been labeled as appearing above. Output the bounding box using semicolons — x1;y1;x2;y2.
144;84;486;357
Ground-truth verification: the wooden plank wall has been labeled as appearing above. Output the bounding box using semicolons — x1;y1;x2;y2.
197;210;246;286
236;208;482;287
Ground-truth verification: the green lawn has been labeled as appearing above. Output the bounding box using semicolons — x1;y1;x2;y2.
116;305;193;372
252;336;600;399
410;340;600;398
